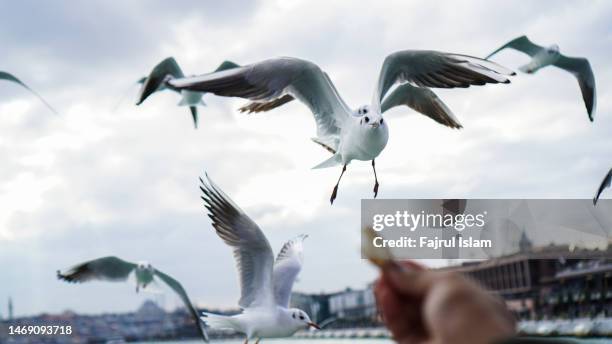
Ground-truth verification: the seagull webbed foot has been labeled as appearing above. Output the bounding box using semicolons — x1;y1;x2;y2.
330;185;339;205
371;159;379;199
373;181;379;198
330;164;347;205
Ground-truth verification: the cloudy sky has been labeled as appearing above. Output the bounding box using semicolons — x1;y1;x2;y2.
0;0;610;317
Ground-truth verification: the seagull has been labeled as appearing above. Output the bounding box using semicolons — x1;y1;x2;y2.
199;174;318;344
57;256;208;342
486;35;596;121
594;167;612;205
136;57;240;128
1;70;57;114
138;51;513;204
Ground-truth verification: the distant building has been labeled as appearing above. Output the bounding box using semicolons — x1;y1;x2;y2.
8;297;13;320
292;285;378;329
328;286;376;320
438;245;612;320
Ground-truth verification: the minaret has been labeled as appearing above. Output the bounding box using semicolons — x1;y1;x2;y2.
519;229;532;253
8;297;13;320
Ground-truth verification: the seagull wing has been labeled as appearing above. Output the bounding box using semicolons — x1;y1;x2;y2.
594;168;612;205
0;71;57;114
154;269;209;342
199;174;275;309
381;83;462;129
238;94;295;113
272;234;307;308
373;50;513;111
214;60;240;72
137;57;185;104
169;57;350;140
57;256;137;283
553;55;596;121
485;35;545;59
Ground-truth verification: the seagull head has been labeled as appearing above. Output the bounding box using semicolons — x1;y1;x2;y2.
136;261;155;275
356;105;384;130
546;44;560;55
288;308;320;330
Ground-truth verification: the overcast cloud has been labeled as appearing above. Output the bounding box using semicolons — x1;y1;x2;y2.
0;0;611;317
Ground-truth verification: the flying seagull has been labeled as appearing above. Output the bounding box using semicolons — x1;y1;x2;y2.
1;71;57;114
486;35;596;121
199;174;318;344
139;51;513;204
57;256;208;342
136;57;239;128
594;168;612;206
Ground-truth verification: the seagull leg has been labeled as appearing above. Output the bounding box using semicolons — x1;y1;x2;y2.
330;164;347;205
254;338;261;344
243;338;248;344
372;160;379;198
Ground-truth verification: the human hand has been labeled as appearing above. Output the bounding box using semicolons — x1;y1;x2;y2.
374;261;516;344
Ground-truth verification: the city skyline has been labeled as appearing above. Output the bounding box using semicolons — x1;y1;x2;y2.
0;0;611;317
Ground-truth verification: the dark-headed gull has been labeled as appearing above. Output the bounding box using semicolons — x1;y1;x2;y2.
1;70;57;114
57;256;208;342
594;168;612;205
136;58;239;128
199;175;318;344
139;51;513;204
486;35;596;121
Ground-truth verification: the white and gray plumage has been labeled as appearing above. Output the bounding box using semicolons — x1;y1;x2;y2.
199;174;317;344
486;35;596;121
1;71;57;114
135;57;240;128
594;168;612;206
138;51;512;204
57;256;208;342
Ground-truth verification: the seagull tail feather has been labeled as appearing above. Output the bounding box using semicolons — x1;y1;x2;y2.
200;312;238;331
312;154;342;169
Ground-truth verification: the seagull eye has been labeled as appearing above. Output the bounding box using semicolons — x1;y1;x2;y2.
364;116;369;123
292;313;296;319
380;118;383;124
300;315;305;320
363;108;368;114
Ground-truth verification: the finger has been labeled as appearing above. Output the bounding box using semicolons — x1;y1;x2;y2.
375;276;427;342
382;264;441;297
399;260;426;271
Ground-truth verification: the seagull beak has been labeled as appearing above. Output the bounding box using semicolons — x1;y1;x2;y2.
308;322;321;330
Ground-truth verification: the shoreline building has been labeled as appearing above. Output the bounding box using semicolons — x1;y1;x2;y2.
8;297;13;320
438;245;612;320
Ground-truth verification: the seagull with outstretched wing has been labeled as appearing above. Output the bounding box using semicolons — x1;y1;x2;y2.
199;174;318;344
135;57;239;128
57;256;208;342
1;71;57;114
594;168;612;206
486;35;596;121
138;51;512;204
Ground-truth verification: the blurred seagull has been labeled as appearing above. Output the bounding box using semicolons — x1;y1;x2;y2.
199;175;318;344
139;51;513;204
1;71;57;114
136;58;239;128
594;168;612;205
486;35;596;121
57;256;208;342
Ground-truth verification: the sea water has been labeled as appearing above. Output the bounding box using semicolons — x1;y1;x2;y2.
145;338;612;344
